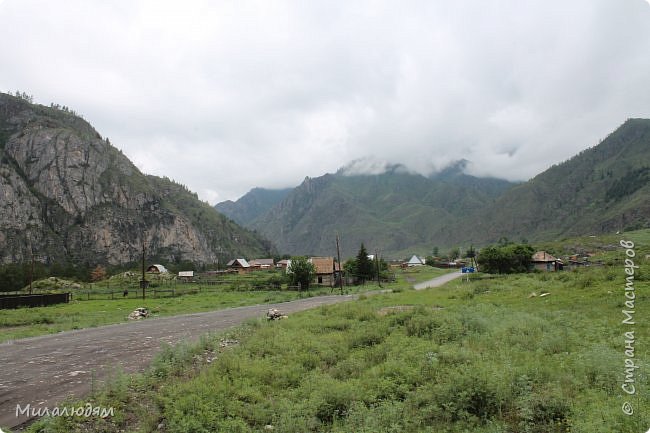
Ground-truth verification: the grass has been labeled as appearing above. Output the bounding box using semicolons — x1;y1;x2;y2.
22;263;649;433
535;228;650;264
0;266;447;343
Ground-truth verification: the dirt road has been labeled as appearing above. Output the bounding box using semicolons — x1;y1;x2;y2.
0;272;460;430
0;295;356;430
413;270;463;290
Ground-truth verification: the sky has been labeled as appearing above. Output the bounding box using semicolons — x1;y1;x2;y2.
1;0;650;203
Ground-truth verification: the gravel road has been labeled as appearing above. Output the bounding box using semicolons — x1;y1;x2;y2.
0;272;460;430
413;270;463;290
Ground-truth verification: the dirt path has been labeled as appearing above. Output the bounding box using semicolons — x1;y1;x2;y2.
413;270;463;290
0;273;460;430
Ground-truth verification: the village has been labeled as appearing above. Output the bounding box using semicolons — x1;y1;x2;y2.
143;248;599;289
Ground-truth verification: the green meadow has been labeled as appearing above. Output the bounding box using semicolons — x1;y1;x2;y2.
25;264;649;433
0;267;446;343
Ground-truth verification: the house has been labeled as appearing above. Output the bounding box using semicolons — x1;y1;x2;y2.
178;271;194;282
276;259;291;270
406;255;425;267
532;251;563;272
227;258;251;274
146;264;168;274
249;258;275;270
309;256;341;286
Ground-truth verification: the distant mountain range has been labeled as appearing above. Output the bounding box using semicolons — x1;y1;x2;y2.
3;90;646;267
216;119;650;258
215;187;292;226
0;93;271;267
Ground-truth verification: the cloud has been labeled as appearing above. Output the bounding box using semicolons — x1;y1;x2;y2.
1;0;650;202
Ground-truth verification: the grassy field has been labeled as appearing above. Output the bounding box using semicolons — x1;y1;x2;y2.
24;262;649;432
0;267;447;343
535;228;650;264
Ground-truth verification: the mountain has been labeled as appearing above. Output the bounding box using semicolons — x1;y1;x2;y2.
226;119;650;258
247;168;514;258
215;187;292;226
457;118;650;245
0;93;271;267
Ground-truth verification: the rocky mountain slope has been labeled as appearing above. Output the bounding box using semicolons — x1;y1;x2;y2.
0;93;271;267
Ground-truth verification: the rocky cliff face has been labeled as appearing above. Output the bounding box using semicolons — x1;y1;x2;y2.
0;93;270;266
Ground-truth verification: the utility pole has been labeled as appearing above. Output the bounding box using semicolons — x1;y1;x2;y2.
140;238;147;300
375;249;381;288
336;234;344;294
29;247;35;295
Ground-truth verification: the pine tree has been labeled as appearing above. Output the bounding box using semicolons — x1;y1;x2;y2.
355;243;374;282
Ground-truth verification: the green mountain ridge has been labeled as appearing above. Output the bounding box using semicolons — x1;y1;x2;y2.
215;187;292;226
0;92;271;269
219;119;650;258
245;169;514;258
456;118;650;245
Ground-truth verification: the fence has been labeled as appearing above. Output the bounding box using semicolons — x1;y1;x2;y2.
0;292;71;309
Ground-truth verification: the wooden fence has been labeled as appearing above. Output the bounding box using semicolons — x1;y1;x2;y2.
0;293;71;309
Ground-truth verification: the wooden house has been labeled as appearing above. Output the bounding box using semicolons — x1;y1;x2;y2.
276;259;291;270
249;258;275;270
309;257;341;286
227;258;251;274
531;251;563;272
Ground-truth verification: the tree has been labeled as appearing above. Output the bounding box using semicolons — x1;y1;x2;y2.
288;256;315;291
90;265;107;282
343;258;356;277
355;243;374;283
477;243;534;274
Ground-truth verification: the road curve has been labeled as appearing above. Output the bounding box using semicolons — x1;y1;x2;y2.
1;272;461;430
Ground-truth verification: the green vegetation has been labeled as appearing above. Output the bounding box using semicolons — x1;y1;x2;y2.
24;264;649;432
215;187;292;226
477;243;535;274
287;256;316;290
0;267;445;343
344;243;390;284
247;167;514;258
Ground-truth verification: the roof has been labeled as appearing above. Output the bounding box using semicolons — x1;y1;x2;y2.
309;257;341;274
532;251;558;262
227;258;250;268
250;258;275;267
407;255;425;265
147;264;168;273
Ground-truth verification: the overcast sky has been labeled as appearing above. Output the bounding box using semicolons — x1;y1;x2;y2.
1;0;650;203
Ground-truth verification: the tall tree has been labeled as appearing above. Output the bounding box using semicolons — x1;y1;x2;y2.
355;243;374;282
